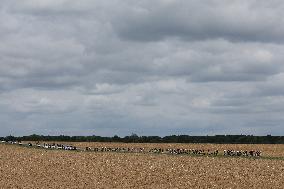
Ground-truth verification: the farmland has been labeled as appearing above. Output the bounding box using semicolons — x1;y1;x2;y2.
0;143;284;189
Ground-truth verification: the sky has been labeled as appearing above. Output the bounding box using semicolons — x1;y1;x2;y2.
1;0;284;136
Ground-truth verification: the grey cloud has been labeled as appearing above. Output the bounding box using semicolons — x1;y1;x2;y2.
0;0;284;136
151;40;283;82
112;1;284;43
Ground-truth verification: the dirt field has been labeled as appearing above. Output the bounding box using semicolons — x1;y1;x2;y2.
0;143;284;189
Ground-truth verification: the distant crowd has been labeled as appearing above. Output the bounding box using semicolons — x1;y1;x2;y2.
1;140;261;157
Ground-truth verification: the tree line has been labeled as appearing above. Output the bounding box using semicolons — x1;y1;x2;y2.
1;134;284;144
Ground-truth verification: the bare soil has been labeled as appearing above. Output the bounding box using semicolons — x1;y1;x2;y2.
0;143;283;189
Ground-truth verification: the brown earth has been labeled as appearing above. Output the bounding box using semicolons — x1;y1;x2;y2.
0;143;283;189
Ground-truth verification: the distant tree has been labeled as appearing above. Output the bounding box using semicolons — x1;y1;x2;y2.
113;135;120;142
5;135;16;141
130;133;139;142
1;134;284;144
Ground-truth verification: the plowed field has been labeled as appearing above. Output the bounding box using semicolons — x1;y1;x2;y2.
0;143;283;189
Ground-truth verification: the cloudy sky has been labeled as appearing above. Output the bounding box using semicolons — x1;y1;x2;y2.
1;0;284;136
